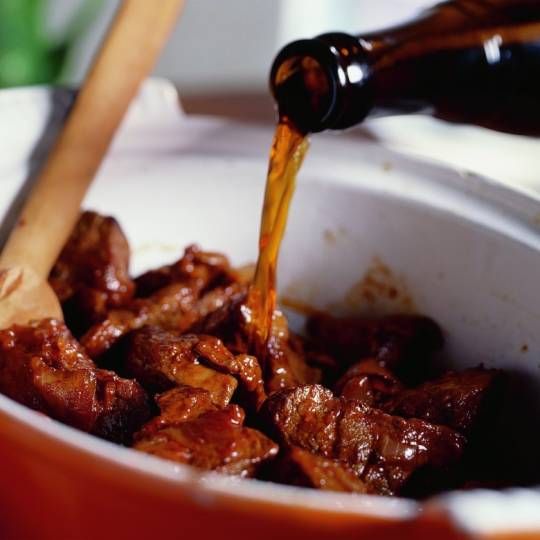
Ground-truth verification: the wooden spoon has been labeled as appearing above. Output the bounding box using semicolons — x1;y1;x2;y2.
0;0;185;328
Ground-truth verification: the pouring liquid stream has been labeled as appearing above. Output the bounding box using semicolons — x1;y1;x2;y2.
246;118;309;355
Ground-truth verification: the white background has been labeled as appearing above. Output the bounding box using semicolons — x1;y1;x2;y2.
45;0;540;190
48;0;431;92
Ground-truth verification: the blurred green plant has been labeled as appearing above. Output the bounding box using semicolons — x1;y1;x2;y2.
0;0;103;88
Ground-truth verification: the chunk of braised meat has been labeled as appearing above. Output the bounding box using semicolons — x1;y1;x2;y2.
91;369;151;442
184;282;247;339
188;289;247;351
0;319;149;443
261;384;465;495
193;296;320;393
194;336;266;410
135;245;235;297
81;279;247;360
124;327;266;409
123;326;238;407
307;313;443;384
335;358;403;406
81;282;199;358
383;368;504;434
272;446;368;493
136;386;218;437
49;211;135;334
134;398;278;477
125;326;239;407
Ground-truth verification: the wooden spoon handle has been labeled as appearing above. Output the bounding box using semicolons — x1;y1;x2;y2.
0;0;185;278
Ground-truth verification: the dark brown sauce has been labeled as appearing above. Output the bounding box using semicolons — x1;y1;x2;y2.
245;119;309;353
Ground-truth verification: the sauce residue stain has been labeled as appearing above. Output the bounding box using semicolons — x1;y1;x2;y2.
281;257;416;318
331;257;416;316
322;227;348;247
382;161;393;172
323;229;337;246
492;291;540;321
521;344;529;353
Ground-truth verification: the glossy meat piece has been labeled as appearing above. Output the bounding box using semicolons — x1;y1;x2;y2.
182;283;247;354
49;211;135;332
91;369;151;442
188;288;248;351
136;386;218;438
82;279;248;360
383;368;503;433
263;385;339;456
194;338;266;410
273;446;368;493
124;327;238;408
134;403;278;476
124;325;265;409
0;319;149;443
195;297;320;393
194;281;246;312
135;244;234;297
261;384;465;495
307;313;443;383
337;401;464;495
335;358;403;406
81;282;199;358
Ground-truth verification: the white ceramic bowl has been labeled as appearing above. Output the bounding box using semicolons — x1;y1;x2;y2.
0;80;539;540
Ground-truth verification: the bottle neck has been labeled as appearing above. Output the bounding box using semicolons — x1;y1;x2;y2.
270;33;373;133
270;0;540;134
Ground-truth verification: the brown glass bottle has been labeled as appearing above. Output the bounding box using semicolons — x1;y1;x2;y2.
270;0;540;135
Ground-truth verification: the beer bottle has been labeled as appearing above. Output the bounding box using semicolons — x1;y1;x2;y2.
270;0;540;134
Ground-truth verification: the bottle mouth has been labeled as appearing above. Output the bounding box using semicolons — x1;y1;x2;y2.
270;39;340;133
270;35;373;133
